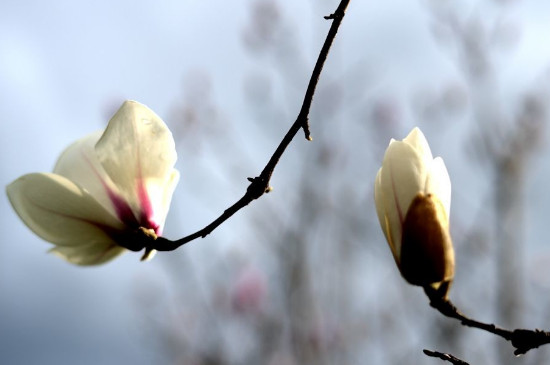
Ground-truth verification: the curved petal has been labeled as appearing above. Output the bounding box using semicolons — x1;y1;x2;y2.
374;168;387;240
403;127;433;163
6;173;126;265
152;169;180;235
49;242;125;266
374;168;399;261
380;140;429;251
425;157;451;219
94;100;177;231
53;131;121;218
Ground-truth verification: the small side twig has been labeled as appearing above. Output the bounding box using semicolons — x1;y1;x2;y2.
423;349;470;365
425;287;550;356
119;0;352;255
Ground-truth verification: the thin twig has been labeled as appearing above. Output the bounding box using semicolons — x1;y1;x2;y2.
122;0;351;254
423;349;470;365
425;287;550;356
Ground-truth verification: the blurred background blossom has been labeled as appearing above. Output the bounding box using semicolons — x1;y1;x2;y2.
2;0;550;364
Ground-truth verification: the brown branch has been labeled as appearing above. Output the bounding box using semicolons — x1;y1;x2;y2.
424;287;550;356
423;349;470;365
119;0;351;254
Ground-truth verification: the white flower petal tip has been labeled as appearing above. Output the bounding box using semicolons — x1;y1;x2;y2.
6;100;179;265
374;127;454;297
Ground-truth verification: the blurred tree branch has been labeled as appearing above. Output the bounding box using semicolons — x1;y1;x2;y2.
121;0;351;255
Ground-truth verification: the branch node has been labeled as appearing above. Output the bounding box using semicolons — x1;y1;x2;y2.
425;287;550;355
246;176;269;200
302;117;313;141
324;5;345;20
324;12;341;20
511;328;550;356
423;349;470;365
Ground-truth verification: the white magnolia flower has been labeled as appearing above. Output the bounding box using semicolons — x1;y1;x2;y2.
7;100;179;265
374;127;454;295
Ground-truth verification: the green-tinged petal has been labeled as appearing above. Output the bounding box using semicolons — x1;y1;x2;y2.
49;243;125;266
374;168;387;240
6;173;127;265
425;157;451;219
375;168;399;261
94;100;177;225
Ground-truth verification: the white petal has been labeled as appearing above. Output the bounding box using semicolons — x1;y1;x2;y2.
94;100;178;231
53;131;120;218
425;157;451;219
155;169;180;235
379;136;433;256
403;127;433;163
6;173;126;265
374;168;399;261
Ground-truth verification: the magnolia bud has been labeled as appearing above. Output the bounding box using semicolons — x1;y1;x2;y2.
374;127;455;297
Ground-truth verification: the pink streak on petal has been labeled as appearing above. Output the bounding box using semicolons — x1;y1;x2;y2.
133;140;160;234
137;178;160;234
105;187;140;228
82;152;139;228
